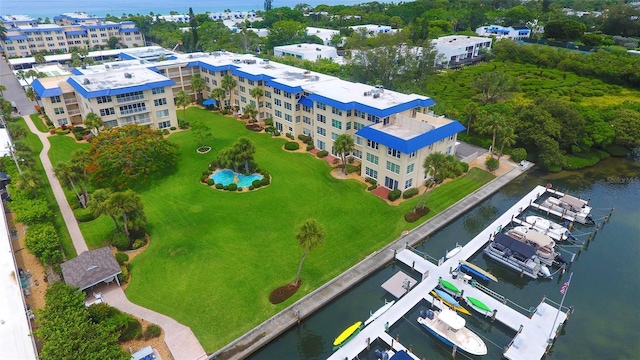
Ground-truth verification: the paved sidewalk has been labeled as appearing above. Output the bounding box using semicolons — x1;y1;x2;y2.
211;165;528;360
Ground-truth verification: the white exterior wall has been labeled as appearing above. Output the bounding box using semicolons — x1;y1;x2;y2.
274;44;339;61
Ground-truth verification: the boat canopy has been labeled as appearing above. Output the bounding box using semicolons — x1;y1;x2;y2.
493;233;537;259
438;308;465;330
524;231;555;248
560;195;586;209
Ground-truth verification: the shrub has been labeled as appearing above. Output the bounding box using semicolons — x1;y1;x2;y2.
170;126;177;130
485;156;500;172
73;207;96;222
252;179;262;188
178;120;190;129
227;183;238;191
118;314;142;342
111;232;131;251
25;222;62;265
10;198;53;225
215;183;224;189
132;238;146;249
207;179;214;186
261;177;270;186
223;185;229;190
388;189;402;201
284;141;300;151
162;129;170;135
115;252;129;266
460;162;470;173
74;132;84;141
72;126;85;133
317;150;329;158
202;170;210;176
603;145;629;157
248;119;257;124
346;164;361;174
237;187;243;192
298;134;312;142
365;177;377;186
306;144;315;151
367;185;377;191
144;324;162;340
264;118;274;126
510;148;527;163
117;265;129;283
403;188;420;199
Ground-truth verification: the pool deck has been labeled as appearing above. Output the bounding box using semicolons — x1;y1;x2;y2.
209;163;529;360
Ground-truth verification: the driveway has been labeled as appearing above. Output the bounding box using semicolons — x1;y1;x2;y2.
0;59;37;115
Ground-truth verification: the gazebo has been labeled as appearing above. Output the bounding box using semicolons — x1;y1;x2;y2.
61;247;121;291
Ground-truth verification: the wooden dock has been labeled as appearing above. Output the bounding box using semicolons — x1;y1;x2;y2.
381;271;417;299
329;186;571;360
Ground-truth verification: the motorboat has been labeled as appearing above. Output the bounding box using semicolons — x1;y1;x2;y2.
506;226;566;266
333;321;363;350
417;308;488;356
483;233;552;279
525;215;578;242
364;300;395;326
541;194;595;225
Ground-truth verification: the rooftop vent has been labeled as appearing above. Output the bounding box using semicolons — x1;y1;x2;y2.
83;79;90;85
104;64;110;69
363;91;370;96
316;48;321;51
86;265;97;271
124;72;132;78
373;93;380;99
81;65;86;69
297;44;302;47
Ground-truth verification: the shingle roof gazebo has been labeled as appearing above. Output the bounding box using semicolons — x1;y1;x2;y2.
61;247;121;291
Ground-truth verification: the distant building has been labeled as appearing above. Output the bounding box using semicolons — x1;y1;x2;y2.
0;12;144;58
306;27;343;46
350;24;397;36
157;14;190;23
274;43;341;61
562;8;603;17
475;25;530;41
431;35;492;68
247;28;270;37
209;11;257;21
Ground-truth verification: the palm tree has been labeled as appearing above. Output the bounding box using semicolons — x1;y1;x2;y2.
176;90;191;122
463;102;478;135
477;112;506;157
210;88;226;110
497;126;517;161
249;87;264;120
221;74;237;109
15;170;42;198
190;73;205;102
414;152;449;211
69;149;90;204
84;112;103;135
54;162;85;208
25;87;41;108
294;219;326;285
0;85;6;97
333;134;355;174
243;103;258;121
88;188;119;230
107;190;144;239
233;137;256;174
0;24;6;42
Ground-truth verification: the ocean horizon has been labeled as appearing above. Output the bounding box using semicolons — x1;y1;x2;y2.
2;0;374;20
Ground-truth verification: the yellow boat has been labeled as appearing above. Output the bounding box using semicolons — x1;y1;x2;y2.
430;290;472;316
333;321;363;350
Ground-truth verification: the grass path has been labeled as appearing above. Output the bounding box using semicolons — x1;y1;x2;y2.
53;108;494;351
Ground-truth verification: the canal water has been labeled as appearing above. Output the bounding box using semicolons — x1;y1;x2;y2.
250;157;640;360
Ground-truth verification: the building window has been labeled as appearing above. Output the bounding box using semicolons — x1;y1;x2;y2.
284;114;292;122
154;98;167;106
331;107;342;116
50;95;61;103
346;122;352;130
366;153;379;165
353;149;362;158
405;179;413;189
317;139;325;150
248;80;254;85
158;120;172;129
284;102;292;110
239;85;246;92
331;132;338;140
446;146;452;154
365;167;378;179
331;119;342;129
99;107;115;116
316;102;326;110
152;87;165;94
409;151;416;159
317;114;326;123
367;140;379;149
317;127;326;136
303;116;312;125
386;161;400;174
274;99;282;106
241;96;246;103
57;118;68;126
302;105;311;113
407;163;415;174
449;134;454;141
264;90;271;98
387;148;401;159
273;88;281;95
274;110;282;118
354;122;364;130
54;107;65;115
96;95;112;104
156;109;170;118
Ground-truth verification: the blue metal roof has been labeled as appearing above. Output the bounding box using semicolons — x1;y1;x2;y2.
31;79;63;98
65;30;87;36
66;78;176;99
188;61;235;73
82;24;118;29
231;68;270;82
71;68;84;75
265;79;302;94
390;350;413;360
119;52;137;60
119;27;139;33
355;120;465;153
308;93;436;119
298;96;313;107
6;35;27;40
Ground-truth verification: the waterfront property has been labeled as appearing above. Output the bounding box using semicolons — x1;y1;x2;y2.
0;12;144;58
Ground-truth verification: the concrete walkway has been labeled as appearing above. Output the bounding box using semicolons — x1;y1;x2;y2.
1;58;206;360
211;165;529;360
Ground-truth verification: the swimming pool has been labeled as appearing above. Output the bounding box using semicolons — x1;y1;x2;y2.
211;169;263;187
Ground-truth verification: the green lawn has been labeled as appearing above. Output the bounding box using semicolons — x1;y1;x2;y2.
47;135;90;165
51;108;494;351
29;113;49;133
14;118;77;259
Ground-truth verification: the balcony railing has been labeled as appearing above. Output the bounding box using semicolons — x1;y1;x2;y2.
119;106;148;116
116;94;145;103
64;97;77;104
68;109;81;115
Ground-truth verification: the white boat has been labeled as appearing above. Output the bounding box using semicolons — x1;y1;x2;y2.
364;300;395;326
445;245;462;259
483;233;552;279
506;227;566;266
417;308;488;356
541;195;595;225
525;215;578;242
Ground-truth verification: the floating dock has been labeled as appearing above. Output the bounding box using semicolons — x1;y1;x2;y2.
328;185;572;360
381;271;417;299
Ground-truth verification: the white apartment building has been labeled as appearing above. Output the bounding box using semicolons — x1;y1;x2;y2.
431;35;492;68
1;12;144;58
30;47;464;190
350;24;397;36
475;25;531;41
306;27;343;46
274;44;340;61
157;15;191;23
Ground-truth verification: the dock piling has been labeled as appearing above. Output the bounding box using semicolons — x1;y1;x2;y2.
366;337;370;350
491;309;497;322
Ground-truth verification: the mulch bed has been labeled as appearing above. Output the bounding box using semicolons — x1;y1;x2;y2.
269;281;301;304
404;207;431;222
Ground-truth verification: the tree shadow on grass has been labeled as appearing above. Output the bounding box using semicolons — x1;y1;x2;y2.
269;281;301;304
